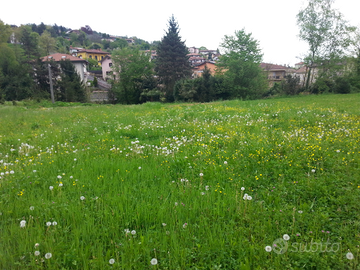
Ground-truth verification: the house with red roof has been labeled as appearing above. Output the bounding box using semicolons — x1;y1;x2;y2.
41;53;88;82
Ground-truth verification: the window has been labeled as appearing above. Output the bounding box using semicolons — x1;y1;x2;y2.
101;56;104;60
95;56;98;60
89;55;92;59
109;63;112;67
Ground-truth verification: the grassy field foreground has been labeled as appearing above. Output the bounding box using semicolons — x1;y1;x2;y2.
0;94;359;269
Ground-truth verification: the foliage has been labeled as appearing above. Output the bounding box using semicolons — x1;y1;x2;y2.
155;15;192;102
217;29;268;100
109;38;128;50
0;20;11;43
297;0;356;90
20;25;40;61
110;47;155;104
174;67;216;102
0;43;34;100
57;59;87;102
39;30;56;56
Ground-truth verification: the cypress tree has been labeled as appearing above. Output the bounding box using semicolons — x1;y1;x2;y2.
155;15;192;102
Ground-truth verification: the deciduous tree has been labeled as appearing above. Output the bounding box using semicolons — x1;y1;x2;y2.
297;0;355;90
217;29;267;99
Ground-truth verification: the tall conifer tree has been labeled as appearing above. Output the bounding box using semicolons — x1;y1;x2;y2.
155;15;192;102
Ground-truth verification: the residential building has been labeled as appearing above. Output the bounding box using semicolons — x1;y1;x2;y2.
192;61;217;77
260;63;296;87
76;49;109;66
188;47;199;54
40;53;88;83
100;55;114;81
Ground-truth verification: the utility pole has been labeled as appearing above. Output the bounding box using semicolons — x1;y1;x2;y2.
48;63;55;103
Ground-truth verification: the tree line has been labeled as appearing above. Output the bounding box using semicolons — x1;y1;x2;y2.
1;0;360;104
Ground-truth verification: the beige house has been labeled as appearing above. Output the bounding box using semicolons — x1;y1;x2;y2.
41;53;88;83
260;63;296;87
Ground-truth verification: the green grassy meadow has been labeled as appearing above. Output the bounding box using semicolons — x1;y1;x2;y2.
0;94;360;269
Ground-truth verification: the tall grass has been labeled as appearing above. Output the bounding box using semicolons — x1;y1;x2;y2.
0;94;359;269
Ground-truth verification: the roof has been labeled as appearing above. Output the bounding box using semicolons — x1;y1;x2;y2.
41;53;88;63
77;49;109;54
260;63;290;71
100;55;111;63
193;61;216;68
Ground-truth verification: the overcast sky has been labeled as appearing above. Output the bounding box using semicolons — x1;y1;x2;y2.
1;0;359;66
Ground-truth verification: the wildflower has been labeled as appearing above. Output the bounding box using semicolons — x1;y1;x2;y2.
30;206;34;211
183;223;188;228
175;202;178;206
224;161;228;165
247;196;252;200
199;173;203;177
46;222;52;227
49;186;54;190
34;251;40;256
80;196;85;201
283;234;290;241
241;187;245;191
201;192;205;195
150;258;158;265
131;230;136;235
138;167;141;170
52;221;57;226
311;169;316;173
265;246;272;252
35;243;40;248
57;175;62;179
243;194;248;200
298;210;303;214
205;186;209;191
33;170;37;173
20;220;26;228
124;229;130;234
162;223;167;227
346;252;354;260
74;158;77;161
336;150;340;153
59;183;63;187
45;253;52;259
109;258;115;264
10;170;14;174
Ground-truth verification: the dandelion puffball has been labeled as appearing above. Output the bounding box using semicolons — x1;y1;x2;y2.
283;234;290;241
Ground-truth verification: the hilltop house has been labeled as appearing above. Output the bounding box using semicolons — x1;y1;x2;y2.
41;53;88;83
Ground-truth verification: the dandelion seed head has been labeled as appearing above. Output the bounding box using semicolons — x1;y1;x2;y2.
80;196;85;201
150;258;158;265
45;253;52;259
109;258;115;264
49;186;54;190
283;234;290;241
34;251;40;256
346;252;354;260
265;246;272;252
46;222;52;226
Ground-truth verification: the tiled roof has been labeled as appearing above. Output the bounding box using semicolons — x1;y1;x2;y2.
77;49;109;54
41;53;87;63
260;63;289;70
